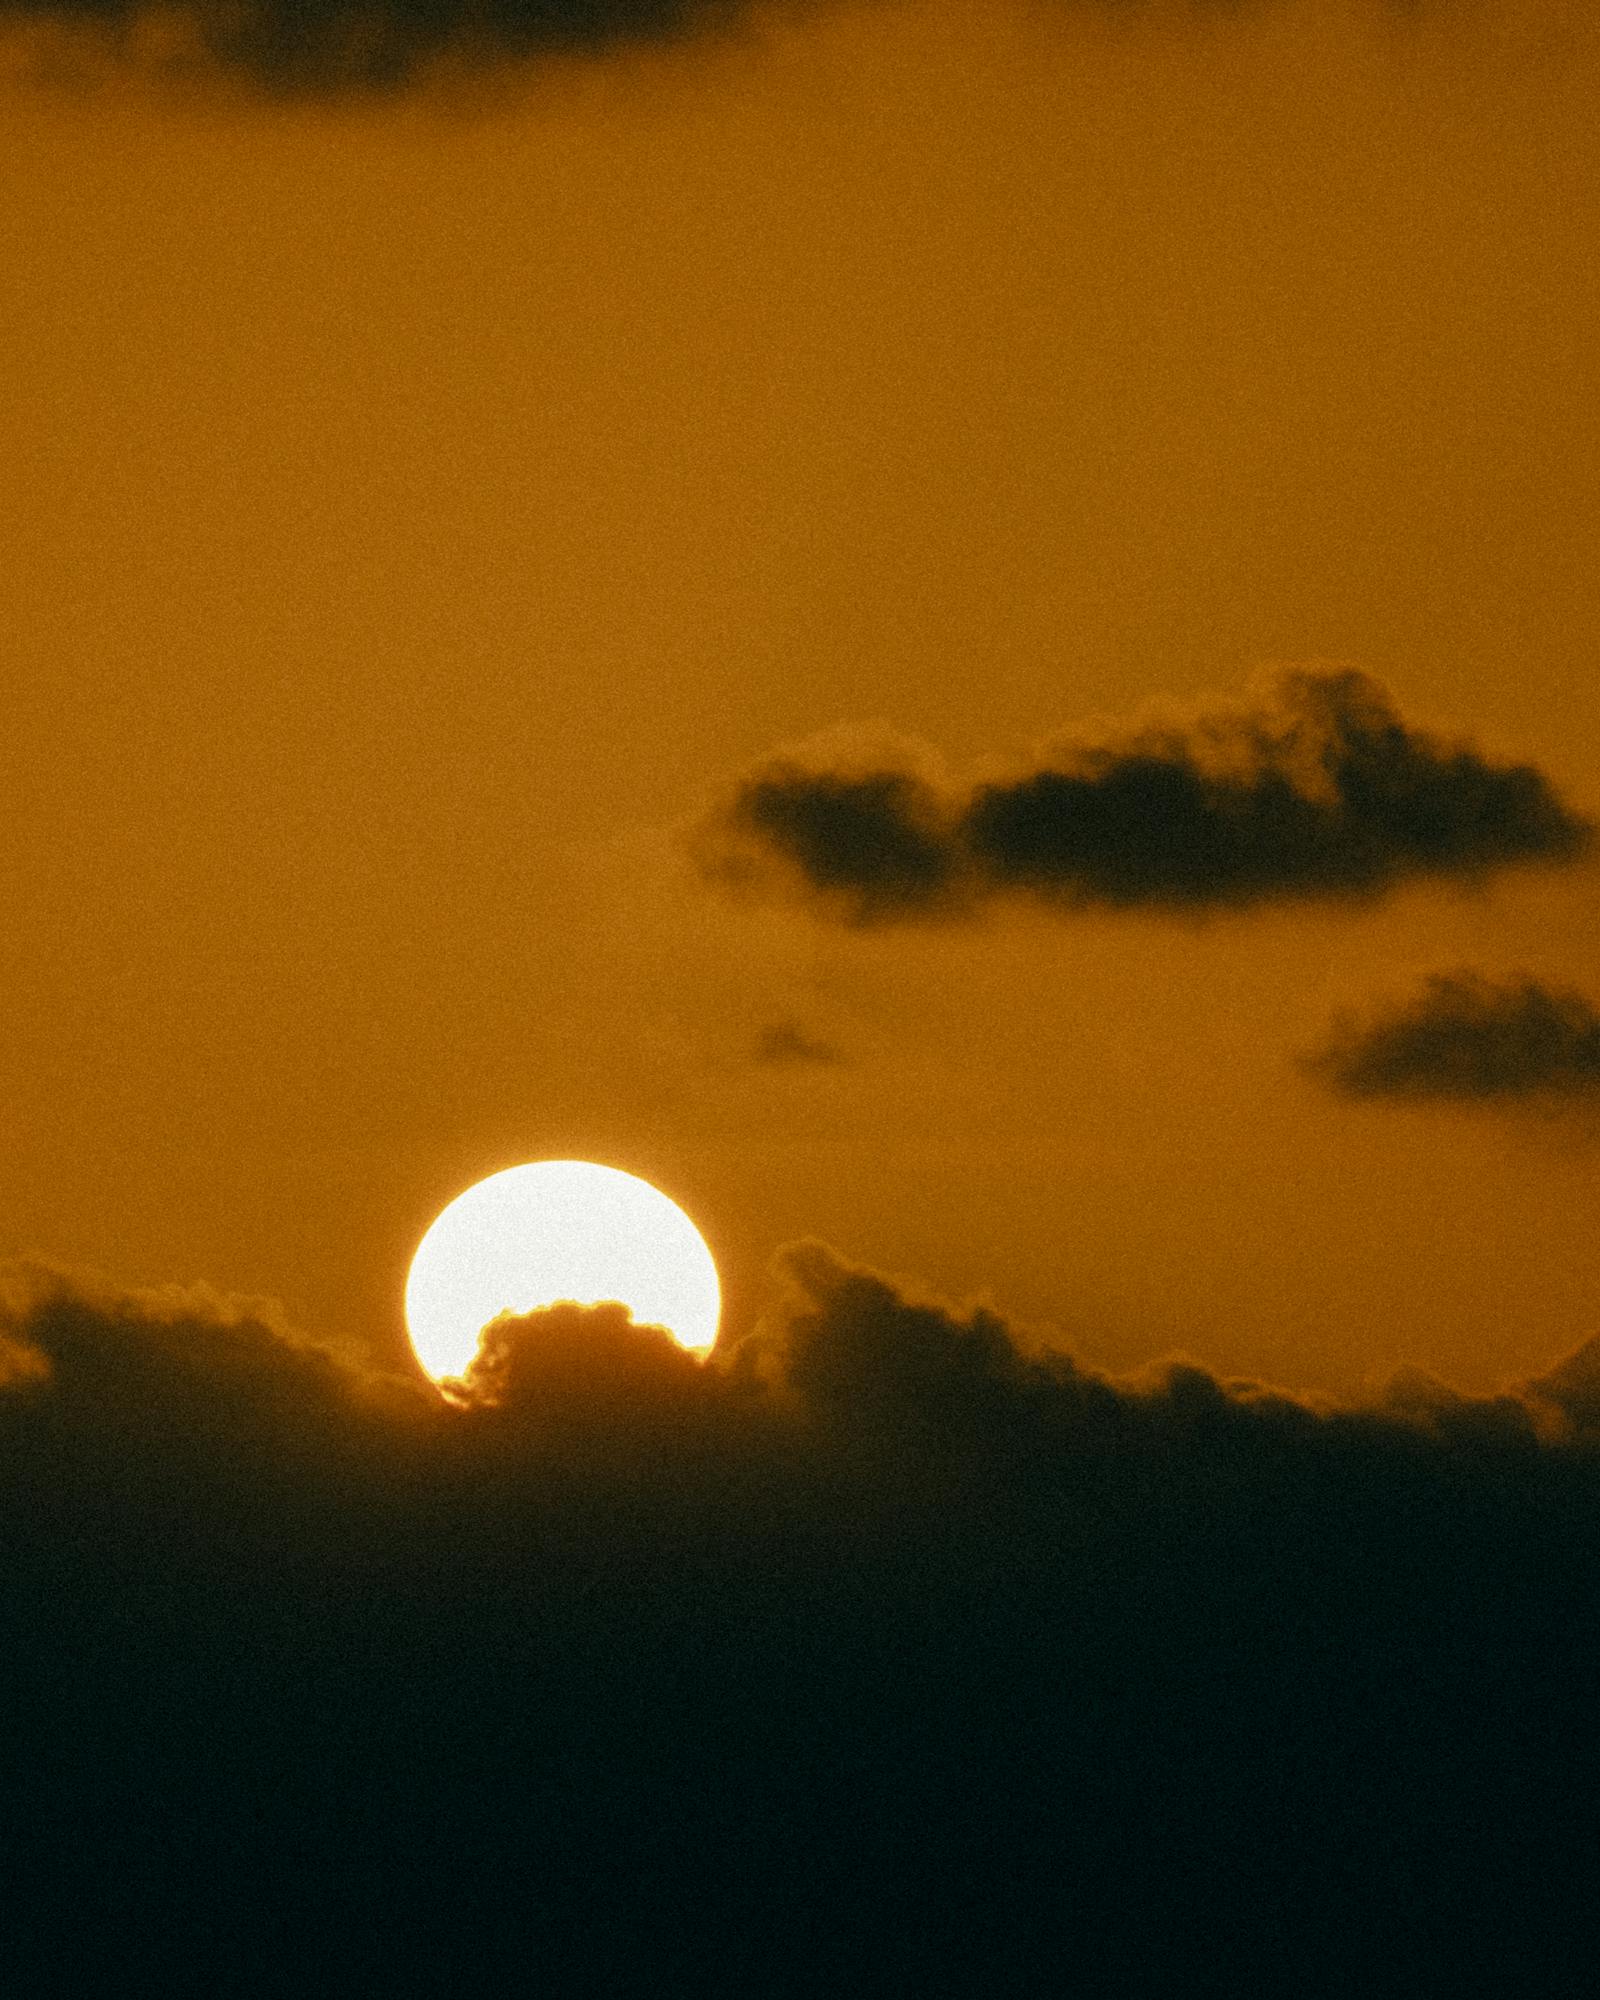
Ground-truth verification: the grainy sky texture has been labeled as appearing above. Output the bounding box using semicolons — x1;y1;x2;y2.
6;0;1600;1395
7;3;1600;1986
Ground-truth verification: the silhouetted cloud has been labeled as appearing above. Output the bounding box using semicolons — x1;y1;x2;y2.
464;1294;709;1415
693;670;1590;925
1525;1331;1600;1435
7;1243;1600;1989
1308;970;1600;1101
754;1018;846;1066
0;0;746;88
0;0;1574;90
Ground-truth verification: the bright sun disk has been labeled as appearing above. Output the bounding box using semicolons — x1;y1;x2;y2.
404;1160;721;1382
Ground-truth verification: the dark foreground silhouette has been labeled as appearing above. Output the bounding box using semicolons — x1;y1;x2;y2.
4;1252;1599;1996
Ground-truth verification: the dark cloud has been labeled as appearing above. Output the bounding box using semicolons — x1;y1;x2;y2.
693;669;1591;925
0;0;1572;90
701;748;966;926
754;1017;846;1066
1525;1332;1600;1436
1308;969;1600;1101
8;1242;1600;1991
0;0;744;88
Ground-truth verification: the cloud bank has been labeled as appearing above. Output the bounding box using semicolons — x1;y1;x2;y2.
1309;969;1600;1101
694;669;1589;927
7;1244;1600;1990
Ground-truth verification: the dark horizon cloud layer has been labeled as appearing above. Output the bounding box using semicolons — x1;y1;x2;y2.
1309;969;1600;1102
694;669;1591;926
8;1243;1600;1989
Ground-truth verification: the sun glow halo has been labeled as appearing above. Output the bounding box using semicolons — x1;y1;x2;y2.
404;1161;721;1382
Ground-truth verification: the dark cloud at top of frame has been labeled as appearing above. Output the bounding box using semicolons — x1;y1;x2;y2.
1307;969;1600;1101
0;0;746;89
691;669;1590;926
7;1242;1600;1991
0;0;1541;93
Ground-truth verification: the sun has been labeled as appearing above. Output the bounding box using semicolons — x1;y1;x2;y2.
404;1161;721;1383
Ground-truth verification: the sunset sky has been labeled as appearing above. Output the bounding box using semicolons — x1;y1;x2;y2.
7;4;1600;1989
5;0;1599;1396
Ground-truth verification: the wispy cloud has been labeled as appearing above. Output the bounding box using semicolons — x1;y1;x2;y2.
754;1018;847;1067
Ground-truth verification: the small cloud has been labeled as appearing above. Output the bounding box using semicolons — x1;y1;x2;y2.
0;0;748;90
692;669;1591;926
754;1019;847;1067
1306;970;1600;1101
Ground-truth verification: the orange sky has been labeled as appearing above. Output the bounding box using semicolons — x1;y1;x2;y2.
3;0;1599;1391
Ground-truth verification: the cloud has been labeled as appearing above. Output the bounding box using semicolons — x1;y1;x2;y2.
692;669;1590;926
8;1244;1600;1990
754;1018;846;1066
462;1295;711;1418
0;0;747;88
1524;1331;1600;1435
4;0;1582;90
0;1256;402;1422
1308;969;1600;1101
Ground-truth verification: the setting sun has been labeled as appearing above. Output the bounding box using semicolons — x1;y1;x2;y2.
403;1161;721;1382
